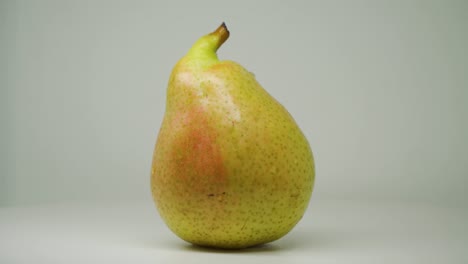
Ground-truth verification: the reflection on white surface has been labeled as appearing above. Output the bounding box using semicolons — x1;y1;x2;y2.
1;200;467;263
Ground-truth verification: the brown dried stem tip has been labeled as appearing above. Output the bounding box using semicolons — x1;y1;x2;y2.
211;22;230;49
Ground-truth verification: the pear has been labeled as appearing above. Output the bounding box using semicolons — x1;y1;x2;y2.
151;23;315;249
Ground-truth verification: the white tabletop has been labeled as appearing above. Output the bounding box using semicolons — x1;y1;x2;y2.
1;200;466;263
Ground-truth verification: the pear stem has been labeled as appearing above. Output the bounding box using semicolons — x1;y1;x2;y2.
210;22;230;51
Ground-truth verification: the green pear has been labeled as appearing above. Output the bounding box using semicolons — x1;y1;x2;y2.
151;23;315;249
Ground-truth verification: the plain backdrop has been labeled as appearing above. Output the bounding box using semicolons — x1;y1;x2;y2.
2;0;467;207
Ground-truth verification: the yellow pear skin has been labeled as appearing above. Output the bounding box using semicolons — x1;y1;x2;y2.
151;23;315;249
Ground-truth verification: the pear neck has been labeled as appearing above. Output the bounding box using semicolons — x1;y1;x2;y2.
184;23;230;68
185;36;220;65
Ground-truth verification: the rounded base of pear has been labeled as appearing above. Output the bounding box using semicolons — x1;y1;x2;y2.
187;241;274;250
163;220;298;250
180;235;283;250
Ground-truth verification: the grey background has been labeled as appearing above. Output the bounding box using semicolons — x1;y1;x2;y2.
2;0;467;207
